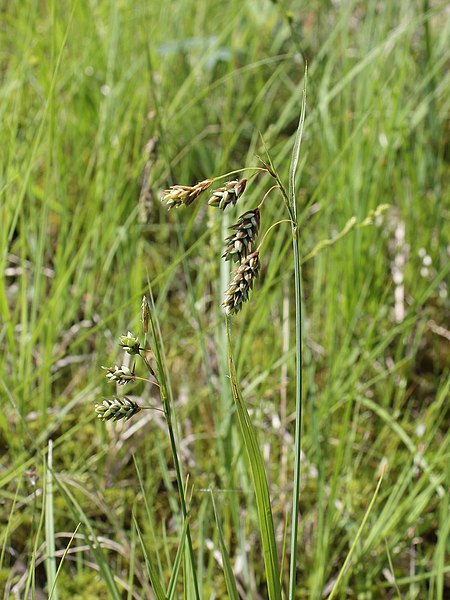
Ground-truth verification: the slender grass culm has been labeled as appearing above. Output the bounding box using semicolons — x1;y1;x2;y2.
96;70;308;598
96;297;201;599
163;72;307;599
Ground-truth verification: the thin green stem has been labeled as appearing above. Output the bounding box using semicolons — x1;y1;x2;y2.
141;354;157;380
269;176;304;598
327;468;385;600
165;411;201;599
257;185;279;209
213;166;267;182
141;352;201;600
133;376;160;387
289;226;304;599
257;219;293;253
283;73;307;598
265;174;304;597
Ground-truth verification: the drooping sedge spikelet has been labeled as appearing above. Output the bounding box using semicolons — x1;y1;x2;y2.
222;251;260;315
102;365;136;385
141;295;150;334
95;397;141;422
119;332;140;355
162;179;213;209
222;209;260;263
208;179;247;211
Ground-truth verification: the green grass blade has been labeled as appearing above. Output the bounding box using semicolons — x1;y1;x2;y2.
288;69;308;600
55;478;123;600
133;515;167;600
0;477;21;571
209;490;240;600
3;382;122;600
45;440;58;600
48;523;81;600
132;455;165;582
227;321;282;600
145;290;201;600
433;454;449;600
288;65;308;218
327;467;385;600
167;514;189;600
23;467;46;600
384;539;402;600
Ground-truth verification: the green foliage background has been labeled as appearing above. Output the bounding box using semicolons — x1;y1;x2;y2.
0;0;449;597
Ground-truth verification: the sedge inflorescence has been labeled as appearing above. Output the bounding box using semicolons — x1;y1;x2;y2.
95;298;160;423
95;397;141;421
160;169;278;315
222;251;261;315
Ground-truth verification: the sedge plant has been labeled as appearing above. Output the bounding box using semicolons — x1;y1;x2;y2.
97;297;201;600
96;72;308;598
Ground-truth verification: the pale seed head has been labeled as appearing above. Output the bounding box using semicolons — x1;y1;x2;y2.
119;332;140;355
102;365;136;385
95;397;142;422
161;179;213;209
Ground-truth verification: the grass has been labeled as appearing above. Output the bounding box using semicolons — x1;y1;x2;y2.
1;0;449;598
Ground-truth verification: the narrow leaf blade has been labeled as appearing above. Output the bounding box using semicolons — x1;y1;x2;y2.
133;515;167;600
210;490;240;600
227;323;282;600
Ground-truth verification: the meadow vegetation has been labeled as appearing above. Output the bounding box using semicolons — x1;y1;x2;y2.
0;0;449;598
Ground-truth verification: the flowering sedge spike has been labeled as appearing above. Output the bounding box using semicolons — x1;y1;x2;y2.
222;209;260;263
95;397;141;422
161;178;213;209
222;251;261;315
208;178;247;211
102;365;136;385
141;295;150;334
119;332;140;355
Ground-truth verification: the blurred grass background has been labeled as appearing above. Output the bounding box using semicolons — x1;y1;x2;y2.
0;0;449;597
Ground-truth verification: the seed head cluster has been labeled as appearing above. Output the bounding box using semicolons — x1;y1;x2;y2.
222;251;261;315
162;179;213;209
208;179;247;211
96;304;155;424
119;332;140;355
102;365;136;385
223;209;260;263
95;397;141;422
161;171;266;315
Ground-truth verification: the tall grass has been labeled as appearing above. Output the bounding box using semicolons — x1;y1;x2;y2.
1;0;449;597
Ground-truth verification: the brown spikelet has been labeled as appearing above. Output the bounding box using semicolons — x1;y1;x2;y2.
208;178;247;211
95;397;142;422
222;209;260;263
222;251;261;315
141;295;150;334
161;179;213;209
